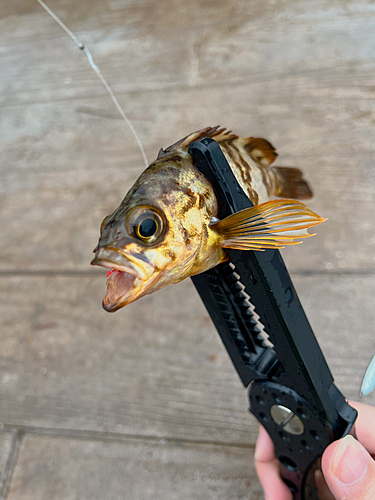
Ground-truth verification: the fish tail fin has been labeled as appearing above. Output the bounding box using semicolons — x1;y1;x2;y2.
211;199;326;251
274;167;313;200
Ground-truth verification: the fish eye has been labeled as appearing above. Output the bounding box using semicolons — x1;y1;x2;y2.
127;207;165;245
100;215;110;232
137;218;157;238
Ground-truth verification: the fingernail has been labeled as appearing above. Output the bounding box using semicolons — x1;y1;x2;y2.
330;435;369;486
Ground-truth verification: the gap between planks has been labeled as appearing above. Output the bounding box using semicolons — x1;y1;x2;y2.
0;424;255;451
0;431;23;500
1;269;375;277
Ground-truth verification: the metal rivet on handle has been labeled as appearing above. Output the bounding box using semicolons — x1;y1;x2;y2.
270;405;305;435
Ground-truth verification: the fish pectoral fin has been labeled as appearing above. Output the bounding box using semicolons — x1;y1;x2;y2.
211;199;326;251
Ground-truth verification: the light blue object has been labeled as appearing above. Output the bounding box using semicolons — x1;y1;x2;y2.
360;355;375;397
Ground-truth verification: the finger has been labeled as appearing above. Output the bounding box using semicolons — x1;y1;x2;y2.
255;425;276;463
255;457;293;500
255;427;292;499
314;469;335;500
322;435;375;500
349;401;375;456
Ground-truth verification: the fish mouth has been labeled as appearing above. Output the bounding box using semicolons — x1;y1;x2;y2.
91;248;154;312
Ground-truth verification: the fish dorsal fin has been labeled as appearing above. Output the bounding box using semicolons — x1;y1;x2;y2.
242;137;278;167
158;126;238;158
158;128;278;168
200;127;239;144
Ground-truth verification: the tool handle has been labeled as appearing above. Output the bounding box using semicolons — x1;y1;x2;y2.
249;381;357;499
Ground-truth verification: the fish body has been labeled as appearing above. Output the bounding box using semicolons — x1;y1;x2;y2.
92;127;325;312
158;127;312;205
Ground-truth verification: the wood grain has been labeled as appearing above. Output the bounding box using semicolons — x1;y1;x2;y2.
7;434;263;500
0;275;374;445
1;0;375;496
1;88;375;272
1;1;375;271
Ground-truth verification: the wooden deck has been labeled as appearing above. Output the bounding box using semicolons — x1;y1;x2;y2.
1;0;375;498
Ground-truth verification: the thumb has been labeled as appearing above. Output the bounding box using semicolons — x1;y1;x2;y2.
321;435;375;499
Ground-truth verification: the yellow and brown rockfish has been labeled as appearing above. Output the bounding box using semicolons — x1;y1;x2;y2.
91;127;325;312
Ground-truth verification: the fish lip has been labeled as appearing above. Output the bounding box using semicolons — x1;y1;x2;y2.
90;247;150;281
102;291;135;313
90;247;157;311
102;270;164;312
93;260;142;312
91;247;154;281
90;257;140;278
102;271;139;313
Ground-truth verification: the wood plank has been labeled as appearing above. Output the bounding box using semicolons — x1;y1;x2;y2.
1;0;375;271
1;0;375;104
7;434;262;500
1;88;375;272
0;275;374;444
1;1;374;497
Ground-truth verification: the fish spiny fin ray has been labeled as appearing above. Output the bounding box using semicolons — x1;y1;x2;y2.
179;126;238;148
211;200;326;251
158;127;239;157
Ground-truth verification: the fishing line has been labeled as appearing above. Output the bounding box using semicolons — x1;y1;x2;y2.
36;0;149;168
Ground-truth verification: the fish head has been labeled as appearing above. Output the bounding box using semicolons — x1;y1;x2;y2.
91;154;223;312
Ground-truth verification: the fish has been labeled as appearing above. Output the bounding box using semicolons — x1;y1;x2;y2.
91;126;326;312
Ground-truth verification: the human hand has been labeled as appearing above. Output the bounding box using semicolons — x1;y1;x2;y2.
254;401;375;500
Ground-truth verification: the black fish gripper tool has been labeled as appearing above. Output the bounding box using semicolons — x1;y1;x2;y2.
187;137;357;500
